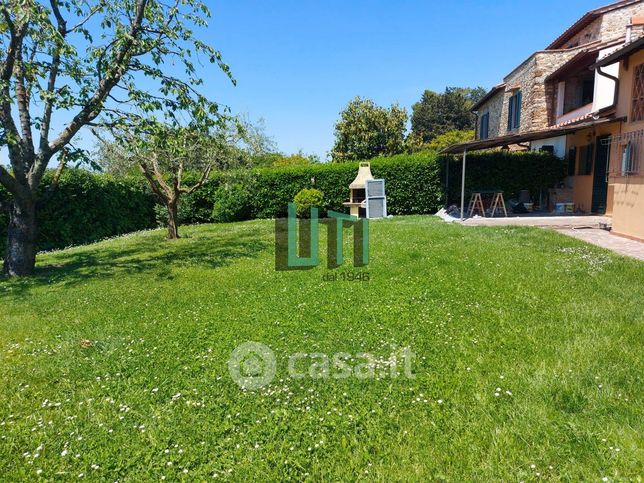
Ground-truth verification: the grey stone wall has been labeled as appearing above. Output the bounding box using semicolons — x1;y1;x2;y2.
472;1;642;139
564;18;602;48
600;3;644;42
477;90;503;139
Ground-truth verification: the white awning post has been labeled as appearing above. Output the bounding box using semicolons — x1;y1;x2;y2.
460;149;467;221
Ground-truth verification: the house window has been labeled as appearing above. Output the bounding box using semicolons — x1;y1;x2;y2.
567;146;577;176
563;69;595;114
507;91;522;131
480;112;490;139
578;144;593;175
621;141;640;175
632;63;644;122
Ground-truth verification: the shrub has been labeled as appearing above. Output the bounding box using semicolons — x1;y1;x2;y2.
211;184;253;223
294;188;324;217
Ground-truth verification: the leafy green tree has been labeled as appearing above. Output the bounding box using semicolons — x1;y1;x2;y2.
99;121;244;239
332;97;407;162
411;87;486;142
272;151;320;167
0;0;231;276
405;129;475;153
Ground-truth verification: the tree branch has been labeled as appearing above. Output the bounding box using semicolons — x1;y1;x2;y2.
0;8;27;176
138;161;168;201
184;162;213;195
36;151;68;207
0;164;27;199
41;0;149;181
14;38;35;161
39;0;68;153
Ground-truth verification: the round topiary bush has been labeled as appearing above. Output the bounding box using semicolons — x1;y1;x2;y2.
211;184;252;223
294;188;324;218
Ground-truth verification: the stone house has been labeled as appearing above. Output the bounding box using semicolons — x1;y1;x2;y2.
446;0;644;241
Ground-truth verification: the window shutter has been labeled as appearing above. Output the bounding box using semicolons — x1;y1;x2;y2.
515;91;522;128
481;113;489;139
567;147;577;176
622;142;633;175
507;97;514;131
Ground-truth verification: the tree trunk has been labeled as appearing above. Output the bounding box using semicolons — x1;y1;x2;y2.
3;197;37;277
167;200;179;240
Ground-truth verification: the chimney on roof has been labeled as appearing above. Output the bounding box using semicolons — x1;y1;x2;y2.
628;15;644;43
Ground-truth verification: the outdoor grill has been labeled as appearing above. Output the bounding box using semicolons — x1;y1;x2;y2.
343;162;387;218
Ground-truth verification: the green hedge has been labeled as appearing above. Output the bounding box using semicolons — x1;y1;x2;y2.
0;151;565;252
182;151;443;222
440;151;567;205
0;170;157;253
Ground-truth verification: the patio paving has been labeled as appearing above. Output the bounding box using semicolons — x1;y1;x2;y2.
554;228;644;261
457;214;611;229
435;210;643;261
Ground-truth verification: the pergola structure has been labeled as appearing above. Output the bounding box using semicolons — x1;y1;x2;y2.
441;117;621;220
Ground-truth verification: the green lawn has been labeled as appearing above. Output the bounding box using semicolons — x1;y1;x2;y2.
1;217;642;481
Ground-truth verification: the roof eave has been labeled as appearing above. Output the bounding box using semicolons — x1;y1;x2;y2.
441;117;624;154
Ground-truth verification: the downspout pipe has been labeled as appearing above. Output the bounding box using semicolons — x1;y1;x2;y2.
595;64;619;114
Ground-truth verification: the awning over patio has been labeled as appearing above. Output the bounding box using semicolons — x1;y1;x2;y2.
441;116;622;221
441;117;619;154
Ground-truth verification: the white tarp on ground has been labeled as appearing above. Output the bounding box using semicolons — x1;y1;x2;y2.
434;208;459;223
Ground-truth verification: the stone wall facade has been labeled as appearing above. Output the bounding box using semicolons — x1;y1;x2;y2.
564;17;602;48
600;3;644;42
476;90;504;139
473;1;642;140
475;50;577;138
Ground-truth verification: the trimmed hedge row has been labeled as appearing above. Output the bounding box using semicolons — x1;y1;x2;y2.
0;170;156;253
0;151;565;252
442;151;567;205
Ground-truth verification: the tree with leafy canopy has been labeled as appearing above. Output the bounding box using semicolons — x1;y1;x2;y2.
96;115;275;176
331;97;407;162
410;87;486;142
97;120;246;239
0;0;232;276
405;129;475;153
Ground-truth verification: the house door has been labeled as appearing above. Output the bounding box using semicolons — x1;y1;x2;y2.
592;135;610;214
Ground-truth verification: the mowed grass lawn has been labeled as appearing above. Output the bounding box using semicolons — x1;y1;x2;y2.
0;216;642;481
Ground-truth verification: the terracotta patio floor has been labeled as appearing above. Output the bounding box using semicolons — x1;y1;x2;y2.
436;211;644;261
554;228;644;261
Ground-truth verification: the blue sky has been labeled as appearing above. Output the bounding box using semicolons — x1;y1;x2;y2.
200;0;610;160
0;0;614;166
